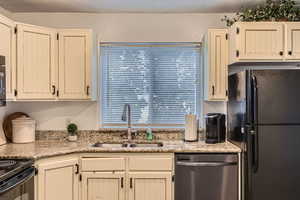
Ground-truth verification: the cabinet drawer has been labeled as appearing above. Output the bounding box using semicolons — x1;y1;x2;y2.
81;158;125;171
129;157;173;171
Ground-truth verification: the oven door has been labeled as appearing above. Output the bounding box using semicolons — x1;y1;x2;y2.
0;167;35;200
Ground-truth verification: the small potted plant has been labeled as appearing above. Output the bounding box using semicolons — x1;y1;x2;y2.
67;123;78;142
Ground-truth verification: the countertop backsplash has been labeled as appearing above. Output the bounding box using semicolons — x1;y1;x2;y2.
36;128;205;143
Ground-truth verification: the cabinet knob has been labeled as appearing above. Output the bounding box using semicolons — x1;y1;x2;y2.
52;85;56;95
121;177;124;188
130;178;133;188
86;86;90;96
212;86;215;96
279;51;283;56
288;51;292;56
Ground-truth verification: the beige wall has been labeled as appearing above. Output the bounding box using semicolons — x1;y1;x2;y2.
2;12;227;130
0;6;12;18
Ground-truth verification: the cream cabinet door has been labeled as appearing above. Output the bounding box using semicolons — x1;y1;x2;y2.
16;24;57;100
58;29;91;100
36;158;79;200
204;29;228;101
286;23;300;60
0;14;16;100
128;172;172;200
81;172;125;200
237;22;284;60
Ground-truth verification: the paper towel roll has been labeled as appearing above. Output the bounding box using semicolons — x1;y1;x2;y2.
184;114;198;142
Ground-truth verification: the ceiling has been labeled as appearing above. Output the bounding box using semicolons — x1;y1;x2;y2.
0;0;271;13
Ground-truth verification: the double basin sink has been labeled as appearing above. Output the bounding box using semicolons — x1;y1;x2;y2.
92;142;164;148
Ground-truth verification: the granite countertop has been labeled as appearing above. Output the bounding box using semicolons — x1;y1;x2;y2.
0;140;241;160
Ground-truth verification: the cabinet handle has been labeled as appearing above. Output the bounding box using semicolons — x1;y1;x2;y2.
121;177;124;188
86;86;90;96
279;51;283;56
288;51;292;56
75;164;79;174
130;178;133;189
212;86;215;96
52;85;56;95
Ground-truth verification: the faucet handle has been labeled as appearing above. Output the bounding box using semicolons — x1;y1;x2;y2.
131;129;138;137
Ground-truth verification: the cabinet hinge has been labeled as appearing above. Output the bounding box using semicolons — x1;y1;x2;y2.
172;175;175;182
236;27;240;34
14;89;17;96
35;168;38;175
79;174;82;181
225;33;229;40
14;27;17;34
56;33;59;40
236;50;240;57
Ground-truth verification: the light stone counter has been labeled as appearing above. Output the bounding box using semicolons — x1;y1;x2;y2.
0;140;241;160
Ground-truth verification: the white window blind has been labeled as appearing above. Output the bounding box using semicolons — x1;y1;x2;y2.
100;43;201;127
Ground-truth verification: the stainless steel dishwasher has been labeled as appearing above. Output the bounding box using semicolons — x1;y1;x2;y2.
175;154;238;200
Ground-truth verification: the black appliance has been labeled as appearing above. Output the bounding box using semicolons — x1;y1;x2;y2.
0;159;35;198
205;113;226;144
175;154;238;200
0;55;6;106
228;69;300;200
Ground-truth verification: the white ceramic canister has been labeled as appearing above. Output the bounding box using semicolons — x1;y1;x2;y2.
12;117;36;143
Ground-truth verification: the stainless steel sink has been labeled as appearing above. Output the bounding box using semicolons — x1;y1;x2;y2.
129;142;164;148
91;142;164;148
92;142;128;148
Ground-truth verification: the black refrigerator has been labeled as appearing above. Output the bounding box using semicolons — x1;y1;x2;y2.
228;69;300;200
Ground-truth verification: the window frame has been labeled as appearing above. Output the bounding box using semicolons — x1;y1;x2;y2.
98;42;202;128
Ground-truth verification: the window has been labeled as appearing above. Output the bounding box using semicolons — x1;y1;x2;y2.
100;43;201;127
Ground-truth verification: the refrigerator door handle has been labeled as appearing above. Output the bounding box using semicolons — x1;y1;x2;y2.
252;75;259;173
246;128;253;200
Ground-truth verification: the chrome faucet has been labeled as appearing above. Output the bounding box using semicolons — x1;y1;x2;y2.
121;104;132;141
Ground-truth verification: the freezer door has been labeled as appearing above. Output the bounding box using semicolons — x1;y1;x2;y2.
252;70;300;124
248;125;300;200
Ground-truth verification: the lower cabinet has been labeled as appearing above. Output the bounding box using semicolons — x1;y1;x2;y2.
128;172;172;200
81;172;125;200
35;154;173;200
35;157;79;200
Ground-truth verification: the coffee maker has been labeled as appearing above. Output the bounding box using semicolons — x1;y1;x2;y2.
205;113;226;144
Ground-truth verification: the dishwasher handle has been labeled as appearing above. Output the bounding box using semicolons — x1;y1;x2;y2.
176;161;237;167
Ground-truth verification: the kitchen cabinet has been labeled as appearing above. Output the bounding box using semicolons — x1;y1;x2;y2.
286;23;300;60
203;29;228;101
80;154;173;200
58;29;92;100
35;157;79;200
0;14;16;100
229;22;285;64
128;172;172;200
0;13;93;101
16;23;57;100
81;172;125;200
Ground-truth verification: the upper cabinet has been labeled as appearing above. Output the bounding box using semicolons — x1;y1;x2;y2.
16;23;57;100
229;22;285;64
0;15;16;100
58;29;91;100
285;23;300;60
203;29;229;101
0;13;93;101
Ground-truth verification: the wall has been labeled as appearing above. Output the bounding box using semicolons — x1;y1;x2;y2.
2;12;227;130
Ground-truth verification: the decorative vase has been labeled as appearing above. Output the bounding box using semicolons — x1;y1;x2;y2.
68;134;78;142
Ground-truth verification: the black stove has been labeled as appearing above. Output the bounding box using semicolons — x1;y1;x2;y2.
0;159;34;194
